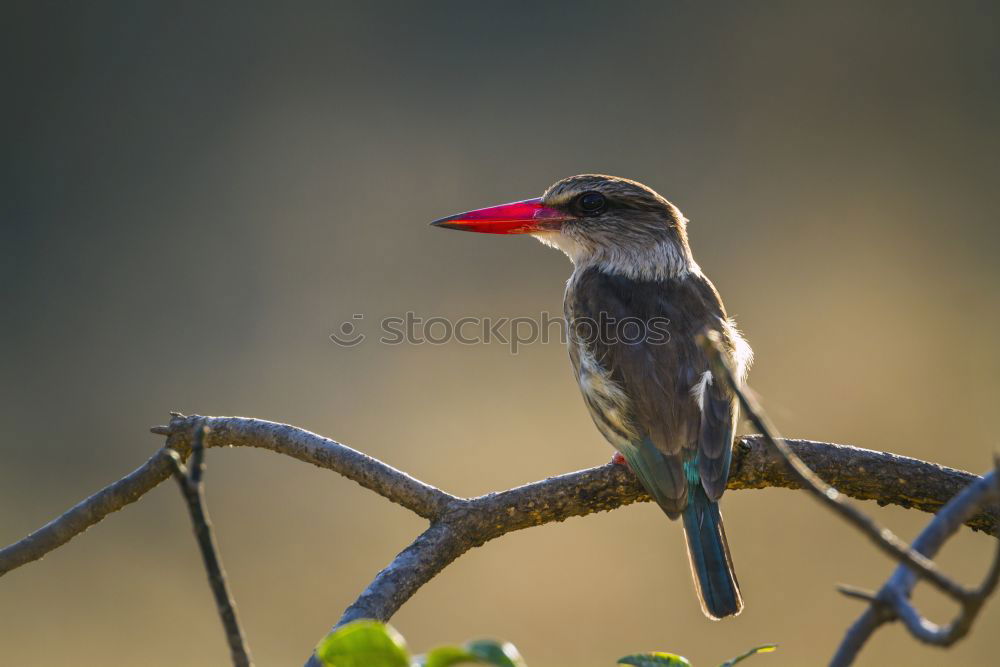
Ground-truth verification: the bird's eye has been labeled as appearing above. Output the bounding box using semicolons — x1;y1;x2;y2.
576;191;607;215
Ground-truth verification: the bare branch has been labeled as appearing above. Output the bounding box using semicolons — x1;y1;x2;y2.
338;521;467;627
0;411;993;667
695;331;1000;666
728;437;995;533
167;424;254;667
699;330;974;600
0;447;177;577
1;414;995;584
155;414;459;519
830;467;1000;666
2;414;997;667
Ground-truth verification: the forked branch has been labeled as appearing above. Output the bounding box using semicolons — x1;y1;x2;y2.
1;415;994;582
830;465;999;665
698;331;1000;666
0;412;995;667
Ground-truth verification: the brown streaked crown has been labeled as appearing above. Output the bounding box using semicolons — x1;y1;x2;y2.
543;174;679;218
534;175;692;280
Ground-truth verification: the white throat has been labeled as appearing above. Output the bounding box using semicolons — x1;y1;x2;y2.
532;230;697;282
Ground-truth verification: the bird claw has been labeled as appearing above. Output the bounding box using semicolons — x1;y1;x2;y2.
611;451;636;474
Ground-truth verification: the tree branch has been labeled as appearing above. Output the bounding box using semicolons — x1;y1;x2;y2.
304;434;999;666
0;446;178;577
701;330;971;599
338;521;467;626
830;467;999;666
1;413;994;585
154;415;459;520
696;331;1000;666
0;414;996;667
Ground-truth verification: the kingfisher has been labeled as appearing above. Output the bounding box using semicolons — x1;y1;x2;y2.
430;174;752;619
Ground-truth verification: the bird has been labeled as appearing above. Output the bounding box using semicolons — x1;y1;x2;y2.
430;174;752;620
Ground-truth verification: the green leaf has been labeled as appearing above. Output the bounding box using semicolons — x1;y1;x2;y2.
618;653;692;667
417;645;482;667
466;639;527;667
314;620;410;667
719;644;778;667
415;640;526;667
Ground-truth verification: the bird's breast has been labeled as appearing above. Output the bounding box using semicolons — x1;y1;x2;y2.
569;331;639;447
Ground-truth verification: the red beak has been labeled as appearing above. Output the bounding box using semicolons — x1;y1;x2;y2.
430;197;572;234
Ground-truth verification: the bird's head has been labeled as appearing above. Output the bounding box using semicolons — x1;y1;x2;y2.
431;174;695;281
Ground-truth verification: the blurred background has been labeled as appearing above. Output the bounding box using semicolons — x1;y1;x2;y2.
3;1;999;665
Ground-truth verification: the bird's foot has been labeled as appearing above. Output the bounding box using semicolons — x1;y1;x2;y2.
611;451;631;471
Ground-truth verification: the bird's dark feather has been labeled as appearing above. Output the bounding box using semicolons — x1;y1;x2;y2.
698;380;738;500
566;267;739;513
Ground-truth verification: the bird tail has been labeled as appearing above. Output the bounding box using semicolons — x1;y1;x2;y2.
681;483;743;620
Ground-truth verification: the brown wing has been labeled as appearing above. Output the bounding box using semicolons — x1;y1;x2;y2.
688;276;742;501
567;267;735;512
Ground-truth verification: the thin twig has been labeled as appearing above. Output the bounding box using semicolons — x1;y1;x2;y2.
830;466;999;665
835;585;878;604
696;331;1000;666
698;330;973;600
167;424;254;667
